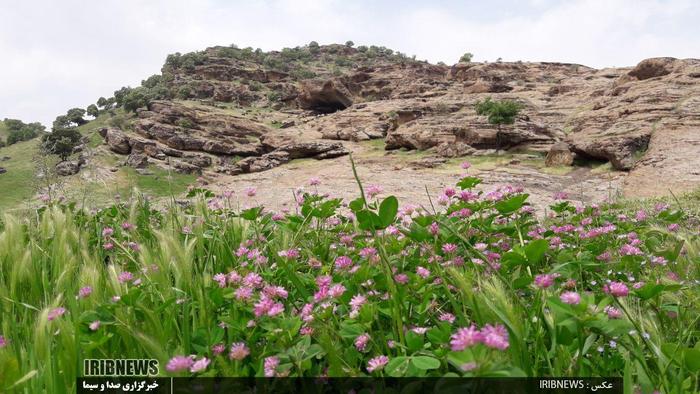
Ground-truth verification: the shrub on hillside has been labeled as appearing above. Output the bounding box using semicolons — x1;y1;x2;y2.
3;119;46;145
66;108;88;126
41;127;82;160
86;104;99;118
474;97;522;129
460;52;474;62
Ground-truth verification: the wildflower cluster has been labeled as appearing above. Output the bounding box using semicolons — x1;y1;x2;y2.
0;168;698;393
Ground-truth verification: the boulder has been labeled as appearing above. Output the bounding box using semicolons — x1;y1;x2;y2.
315;147;350;160
568;133;651;170
545;142;574;166
99;127;132;154
435;141;476;158
410;156;448;169
125;153;149;168
235;151;291;173
183;155;212;168
55;161;80;176
172;160;202;175
276;141;349;159
628;58;675;80
0;167;6;174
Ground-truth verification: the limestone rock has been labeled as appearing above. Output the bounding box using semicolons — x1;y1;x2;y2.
315;147;349;160
410;156;448;169
569;133;651;170
435;141;476;158
99;127;131;154
172;160;202;175
236;151;291;173
125;153;149;168
55;161;80;176
545;142;574;167
182;155;212;168
276;141;349;159
628;58;675;80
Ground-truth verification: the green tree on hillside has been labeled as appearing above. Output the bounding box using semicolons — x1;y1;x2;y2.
3;118;25;131
122;87;151;112
42;127;82;161
53;115;71;130
308;41;320;54
474;97;523;147
66;108;87;126
475;97;522;128
460;52;474;62
87;104;99;118
97;96;115;110
3;119;46;145
114;87;132;107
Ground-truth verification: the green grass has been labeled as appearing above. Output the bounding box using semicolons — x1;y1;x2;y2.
610;187;700;218
590;162;615;174
365;138;386;151
0;139;41;211
121;166;197;197
0;112;197;212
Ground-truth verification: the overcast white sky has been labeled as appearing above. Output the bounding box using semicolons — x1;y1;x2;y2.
1;0;698;126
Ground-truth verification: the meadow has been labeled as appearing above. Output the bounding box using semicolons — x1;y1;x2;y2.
0;159;698;393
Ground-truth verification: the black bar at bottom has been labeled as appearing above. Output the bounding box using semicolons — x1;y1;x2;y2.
77;377;623;394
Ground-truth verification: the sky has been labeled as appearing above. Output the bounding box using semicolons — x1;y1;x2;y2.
0;0;698;126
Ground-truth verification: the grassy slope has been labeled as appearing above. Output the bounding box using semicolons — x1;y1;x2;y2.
0;139;40;211
122;167;197;196
0;112;196;211
72;111;196;202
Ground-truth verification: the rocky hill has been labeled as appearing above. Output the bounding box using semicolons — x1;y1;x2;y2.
45;44;700;208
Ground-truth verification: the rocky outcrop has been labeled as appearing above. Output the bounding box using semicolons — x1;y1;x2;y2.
125;153;149;169
172;160;202;175
94;44;700;198
234;151;291;174
569;132;650;170
265;139;348;160
99;127;131;154
56;161;80;176
101;100;350;176
627;57;675;80
435;141;476;158
228;134;349;174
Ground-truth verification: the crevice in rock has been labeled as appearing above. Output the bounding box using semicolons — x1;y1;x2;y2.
571;150;610;167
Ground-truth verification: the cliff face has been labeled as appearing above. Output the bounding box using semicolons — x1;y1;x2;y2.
99;44;700;200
